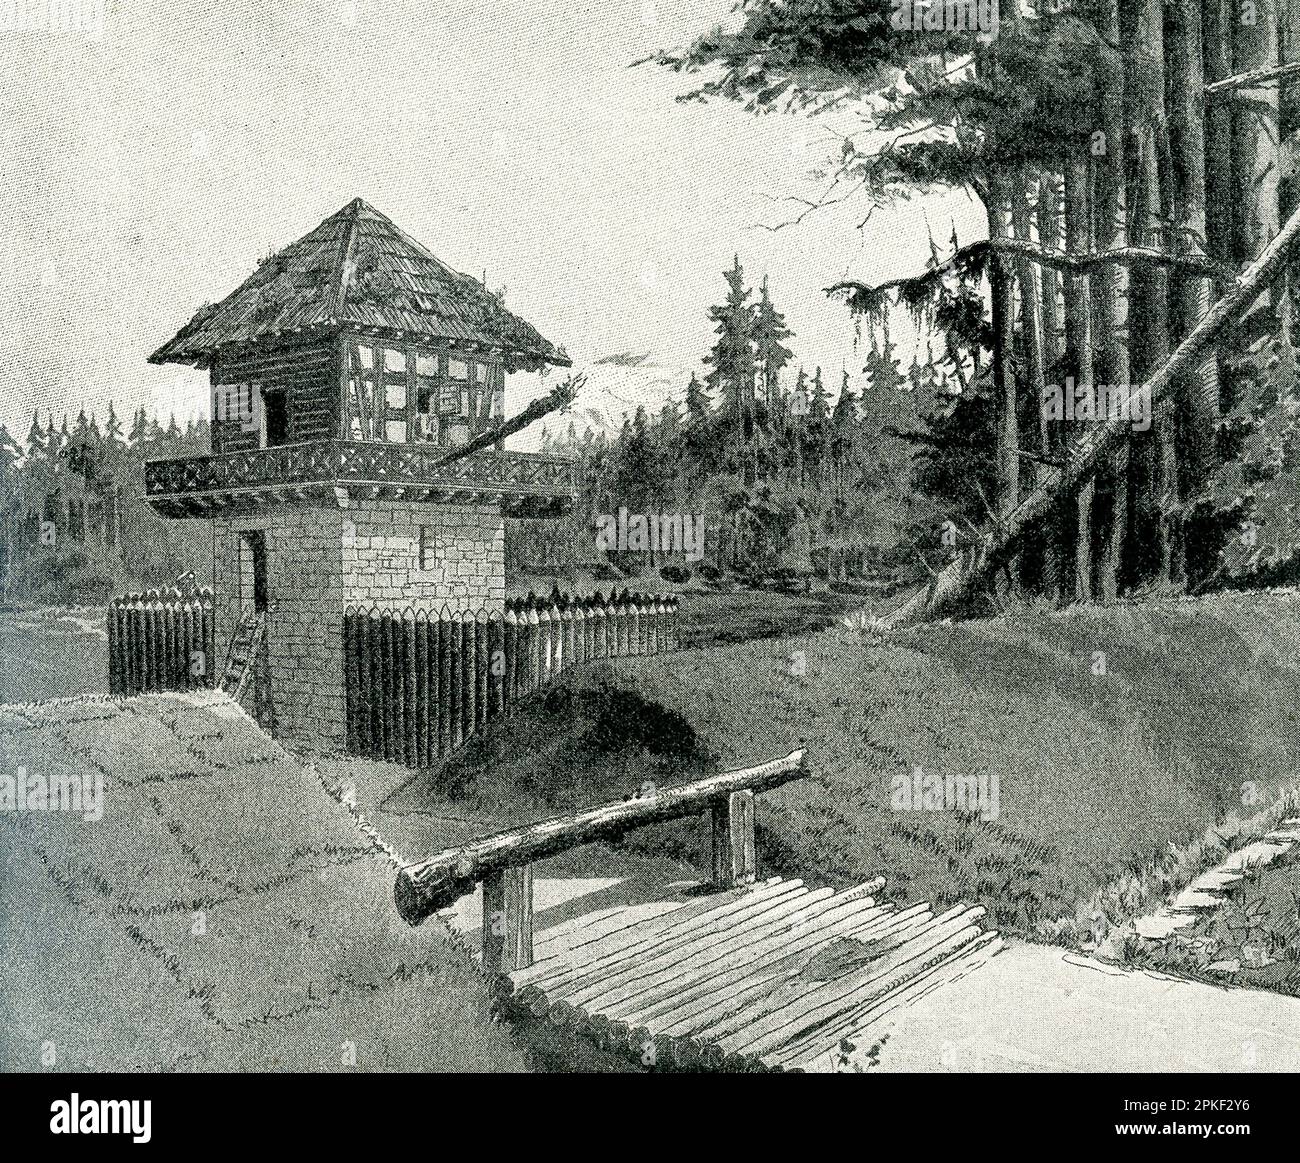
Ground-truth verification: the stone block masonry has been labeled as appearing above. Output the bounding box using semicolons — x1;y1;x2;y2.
213;498;505;749
342;498;504;613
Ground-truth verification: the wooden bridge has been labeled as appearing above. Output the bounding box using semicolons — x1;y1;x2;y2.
395;751;1002;1072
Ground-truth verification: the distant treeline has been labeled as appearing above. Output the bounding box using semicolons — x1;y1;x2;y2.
0;407;211;605
509;257;955;587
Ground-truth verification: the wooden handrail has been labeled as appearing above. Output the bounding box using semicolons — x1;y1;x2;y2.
394;749;809;927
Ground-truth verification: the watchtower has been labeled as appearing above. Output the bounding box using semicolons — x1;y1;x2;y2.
144;198;575;746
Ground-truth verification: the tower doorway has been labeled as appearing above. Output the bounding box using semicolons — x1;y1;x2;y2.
237;530;268;616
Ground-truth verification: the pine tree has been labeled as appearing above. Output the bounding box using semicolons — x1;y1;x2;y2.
685;372;711;421
704;255;757;481
753;275;794;411
809;368;829;422
25;410;45;459
128;408;149;450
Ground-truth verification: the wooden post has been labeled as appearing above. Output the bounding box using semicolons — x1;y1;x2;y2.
538;603;552;685
711;790;757;888
201;590;215;689
481;864;534;974
343;608;357;752
462;610;476;746
424;609;438;765
162;600;175;689
449;610;463;752
133;597;146;695
527;603;541;692
438;606;452;758
183;599;198;690
559;605;573;673
403;608;418;774
504;607;517;709
414;609;429;767
381;610;397;762
489;610;504;717
476;609;489;732
106;601;119;695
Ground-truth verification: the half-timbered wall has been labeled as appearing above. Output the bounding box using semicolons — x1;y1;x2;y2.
342;334;505;449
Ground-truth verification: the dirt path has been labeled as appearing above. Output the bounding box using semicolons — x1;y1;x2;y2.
853;940;1300;1073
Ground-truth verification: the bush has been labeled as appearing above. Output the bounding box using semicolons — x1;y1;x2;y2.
659;563;692;585
8;547;121;607
698;562;724;583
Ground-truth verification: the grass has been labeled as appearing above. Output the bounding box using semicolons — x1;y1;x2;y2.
0;608;108;702
411;590;1300;940
0;692;527;1072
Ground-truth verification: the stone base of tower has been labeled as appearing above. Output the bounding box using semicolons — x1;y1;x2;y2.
212;498;505;750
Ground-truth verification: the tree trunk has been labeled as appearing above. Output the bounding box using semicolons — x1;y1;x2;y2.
1013;172;1048;593
987;179;1020;527
1282;0;1300;220
1231;0;1292;473
1092;11;1130;603
1124;0;1175;590
1064;156;1095;603
1169;0;1222;586
1204;0;1236;266
1037;174;1064;597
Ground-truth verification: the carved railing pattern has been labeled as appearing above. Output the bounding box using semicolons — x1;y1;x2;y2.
144;440;577;499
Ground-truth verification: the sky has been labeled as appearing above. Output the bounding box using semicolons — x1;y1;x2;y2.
0;0;984;451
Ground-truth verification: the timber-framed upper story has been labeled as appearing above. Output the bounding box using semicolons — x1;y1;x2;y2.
143;198;577;515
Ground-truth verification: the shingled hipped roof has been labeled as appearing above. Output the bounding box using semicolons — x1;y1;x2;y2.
149;198;570;370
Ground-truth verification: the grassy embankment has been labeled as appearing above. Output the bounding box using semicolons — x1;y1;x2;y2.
408;591;1300;946
0;692;525;1072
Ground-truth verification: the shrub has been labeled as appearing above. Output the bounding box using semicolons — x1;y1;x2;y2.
659;563;692;584
9;547;121;607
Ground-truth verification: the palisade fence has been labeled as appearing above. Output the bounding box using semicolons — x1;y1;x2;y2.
107;587;216;696
344;590;680;767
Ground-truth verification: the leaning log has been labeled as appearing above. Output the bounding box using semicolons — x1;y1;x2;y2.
884;199;1300;629
394;749;808;924
431;374;585;469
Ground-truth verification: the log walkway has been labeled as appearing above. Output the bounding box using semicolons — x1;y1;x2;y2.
394;749;1002;1072
495;874;1001;1072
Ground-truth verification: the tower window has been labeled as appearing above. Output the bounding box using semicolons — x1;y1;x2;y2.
419;526;437;570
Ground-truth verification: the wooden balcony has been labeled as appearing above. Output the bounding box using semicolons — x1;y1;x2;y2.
144;439;577;518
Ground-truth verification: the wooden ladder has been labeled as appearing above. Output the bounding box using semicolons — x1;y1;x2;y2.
220;609;265;704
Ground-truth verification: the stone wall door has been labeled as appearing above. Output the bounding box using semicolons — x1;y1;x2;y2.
236;529;273;731
237;531;269;616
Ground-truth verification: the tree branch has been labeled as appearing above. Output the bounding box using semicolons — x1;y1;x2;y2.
1205;60;1300;97
826;236;1234;303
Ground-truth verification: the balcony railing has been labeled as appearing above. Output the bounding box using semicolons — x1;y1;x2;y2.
144;439;577;517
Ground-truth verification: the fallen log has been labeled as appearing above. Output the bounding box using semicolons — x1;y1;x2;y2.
884;199;1300;629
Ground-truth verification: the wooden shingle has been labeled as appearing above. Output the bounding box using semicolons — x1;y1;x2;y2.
150;198;569;371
